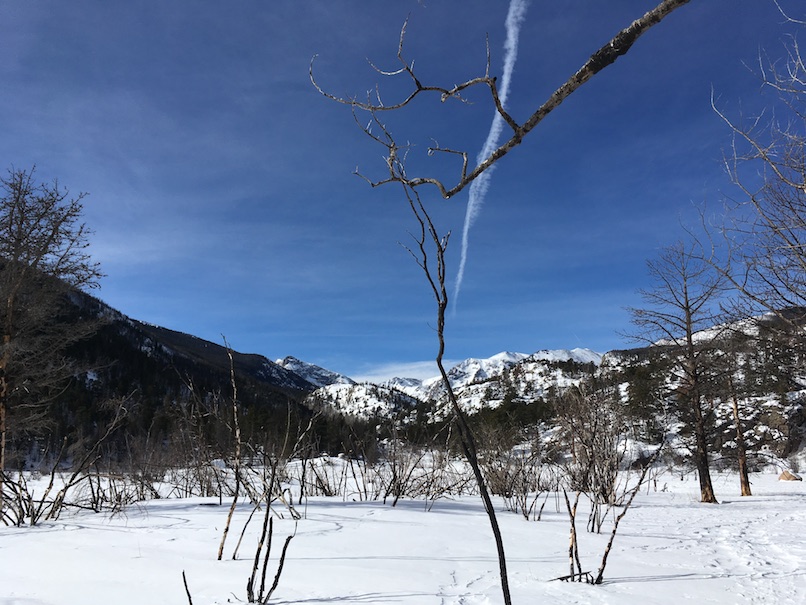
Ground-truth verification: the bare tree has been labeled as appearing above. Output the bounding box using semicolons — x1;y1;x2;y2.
697;9;806;492
592;442;664;585
702;330;756;496
628;240;726;503
708;7;806;325
311;1;692;199
400;185;512;605
0;166;102;514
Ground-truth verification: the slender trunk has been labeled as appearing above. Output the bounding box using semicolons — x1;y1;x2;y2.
563;490;582;580
0;354;9;516
217;345;242;560
691;392;717;503
438;358;512;605
404;189;511;605
683;292;717;504
0;395;6;515
729;380;752;496
1;289;17;518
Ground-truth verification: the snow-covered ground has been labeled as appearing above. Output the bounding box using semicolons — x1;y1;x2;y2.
2;472;805;604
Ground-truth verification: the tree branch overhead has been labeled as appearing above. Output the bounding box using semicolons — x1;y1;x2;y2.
312;0;692;199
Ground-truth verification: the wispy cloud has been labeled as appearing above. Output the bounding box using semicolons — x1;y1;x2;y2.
453;0;529;310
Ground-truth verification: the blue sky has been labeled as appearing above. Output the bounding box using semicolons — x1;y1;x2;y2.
1;1;802;381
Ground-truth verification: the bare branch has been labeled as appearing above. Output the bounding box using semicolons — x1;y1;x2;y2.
314;0;692;198
773;0;806;25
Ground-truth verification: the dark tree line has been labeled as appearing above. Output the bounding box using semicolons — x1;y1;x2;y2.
0;167;103;512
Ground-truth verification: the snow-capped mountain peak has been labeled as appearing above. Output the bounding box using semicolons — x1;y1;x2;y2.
444;351;529;389
276;356;355;388
297;347;605;419
527;348;602;366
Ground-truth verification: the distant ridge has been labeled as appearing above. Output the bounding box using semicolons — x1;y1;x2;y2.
276;356;355;388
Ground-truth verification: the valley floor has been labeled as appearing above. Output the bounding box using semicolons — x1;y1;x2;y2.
1;472;805;604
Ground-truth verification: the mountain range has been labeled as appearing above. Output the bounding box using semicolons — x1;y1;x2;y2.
53;292;617;432
10;287;803;468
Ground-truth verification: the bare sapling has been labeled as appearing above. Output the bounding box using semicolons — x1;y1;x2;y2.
311;4;700;601
421;440;476;510
2;437;68;526
237;400;318;600
381;431;429;506
47;400;129;521
233;401;312;558
264;523;296;603
559;489;589;583
593;443;665;584
172;372;229;499
217;340;242;560
550;382;668;584
478;427;547;521
232;448;282;561
246;504;274;601
244;506;297;603
400;184;512;605
345;454;373;501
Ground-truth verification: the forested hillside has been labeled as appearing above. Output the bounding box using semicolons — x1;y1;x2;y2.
6;288;804;480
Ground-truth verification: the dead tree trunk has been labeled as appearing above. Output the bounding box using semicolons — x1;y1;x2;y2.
402;187;512;605
217;342;242;561
690;388;718;504
729;378;752;496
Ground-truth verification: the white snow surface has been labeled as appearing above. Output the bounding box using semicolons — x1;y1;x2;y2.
2;472;805;604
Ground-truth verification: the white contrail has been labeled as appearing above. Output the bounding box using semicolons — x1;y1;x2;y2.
453;0;529;310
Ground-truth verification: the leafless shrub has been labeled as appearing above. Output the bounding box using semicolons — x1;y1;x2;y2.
554;384;630;532
478;432;553;521
2;399;127;525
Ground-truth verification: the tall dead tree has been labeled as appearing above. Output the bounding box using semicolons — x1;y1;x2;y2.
628;240;726;504
217;341;243;560
0;167;102;514
728;376;753;496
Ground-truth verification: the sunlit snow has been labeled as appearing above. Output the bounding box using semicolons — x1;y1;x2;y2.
2;471;804;604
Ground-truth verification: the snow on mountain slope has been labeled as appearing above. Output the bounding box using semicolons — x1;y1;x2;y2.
445;351;529;387
529;348;602;365
305;382;421;420
251;357;318;392
307;349;603;419
437;349;600;414
383;376;426;399
417;349;599;407
277;356;355;388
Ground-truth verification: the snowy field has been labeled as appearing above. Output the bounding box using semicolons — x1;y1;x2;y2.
2;471;805;604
